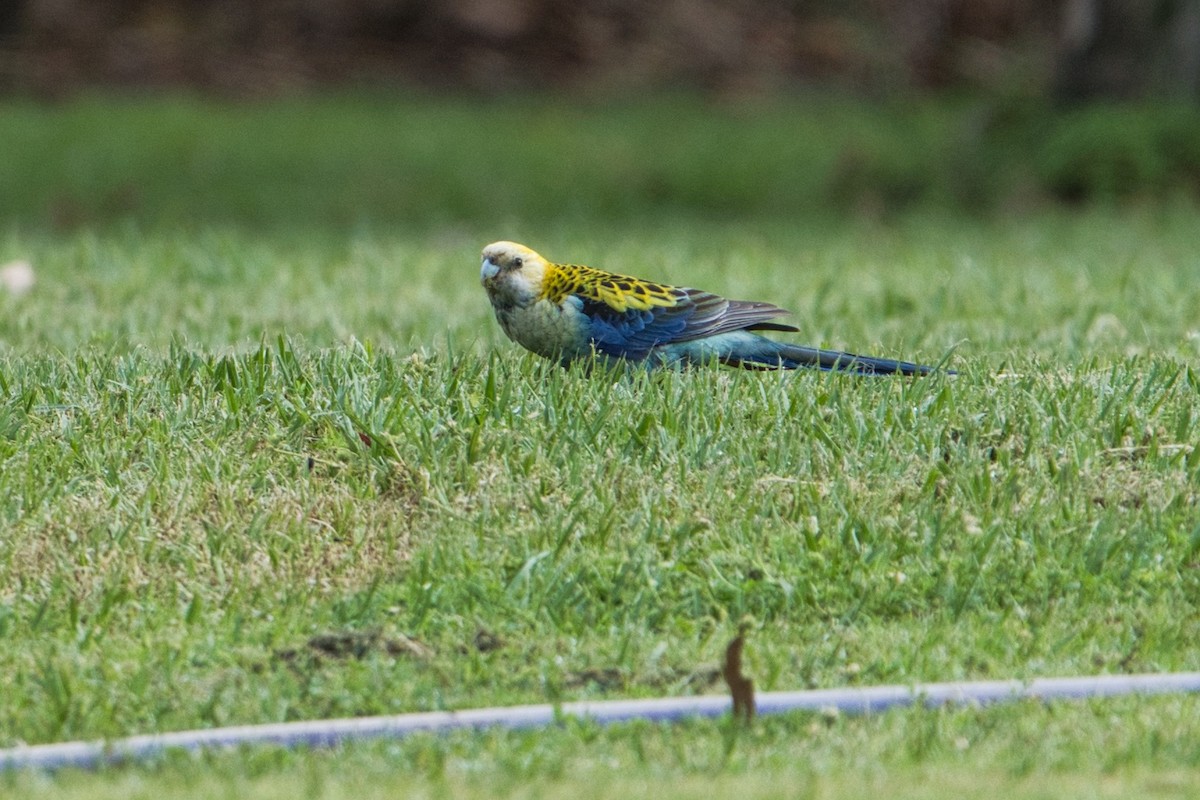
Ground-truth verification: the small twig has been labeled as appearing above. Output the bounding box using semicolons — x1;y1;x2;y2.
723;622;755;722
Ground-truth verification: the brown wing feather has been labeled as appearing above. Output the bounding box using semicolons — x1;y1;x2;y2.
672;289;799;341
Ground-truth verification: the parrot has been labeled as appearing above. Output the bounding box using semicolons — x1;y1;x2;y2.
479;241;948;376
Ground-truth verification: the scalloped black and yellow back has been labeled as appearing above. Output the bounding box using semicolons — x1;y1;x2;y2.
540;263;681;313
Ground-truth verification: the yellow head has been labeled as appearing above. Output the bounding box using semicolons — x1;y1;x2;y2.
481;241;548;283
480;241;552;312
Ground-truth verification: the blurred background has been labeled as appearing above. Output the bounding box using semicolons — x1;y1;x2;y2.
2;0;1200;230
2;0;1198;100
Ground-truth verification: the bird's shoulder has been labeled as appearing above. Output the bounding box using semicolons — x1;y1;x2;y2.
540;262;682;313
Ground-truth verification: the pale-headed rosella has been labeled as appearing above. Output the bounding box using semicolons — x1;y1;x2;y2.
480;241;948;375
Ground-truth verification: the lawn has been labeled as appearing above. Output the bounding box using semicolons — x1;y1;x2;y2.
1;94;1200;798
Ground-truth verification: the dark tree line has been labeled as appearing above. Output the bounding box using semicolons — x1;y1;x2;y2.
0;0;1197;100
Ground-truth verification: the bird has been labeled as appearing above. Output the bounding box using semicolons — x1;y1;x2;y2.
479;241;947;376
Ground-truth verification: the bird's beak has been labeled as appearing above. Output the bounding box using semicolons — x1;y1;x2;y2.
480;257;499;283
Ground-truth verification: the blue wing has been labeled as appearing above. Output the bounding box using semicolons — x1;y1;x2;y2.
578;288;797;361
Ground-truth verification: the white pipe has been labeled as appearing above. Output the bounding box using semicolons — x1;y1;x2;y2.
3;671;1199;772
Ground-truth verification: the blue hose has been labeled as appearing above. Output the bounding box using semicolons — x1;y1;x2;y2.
3;671;1199;772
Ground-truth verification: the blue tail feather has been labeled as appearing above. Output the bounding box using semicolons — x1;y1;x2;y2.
720;335;946;376
662;332;951;375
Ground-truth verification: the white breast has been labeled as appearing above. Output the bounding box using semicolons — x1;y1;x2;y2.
496;295;591;362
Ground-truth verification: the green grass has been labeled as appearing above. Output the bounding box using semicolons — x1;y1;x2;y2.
2;95;1200;797
4;92;1200;230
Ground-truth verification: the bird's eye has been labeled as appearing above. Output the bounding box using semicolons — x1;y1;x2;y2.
512;257;523;268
